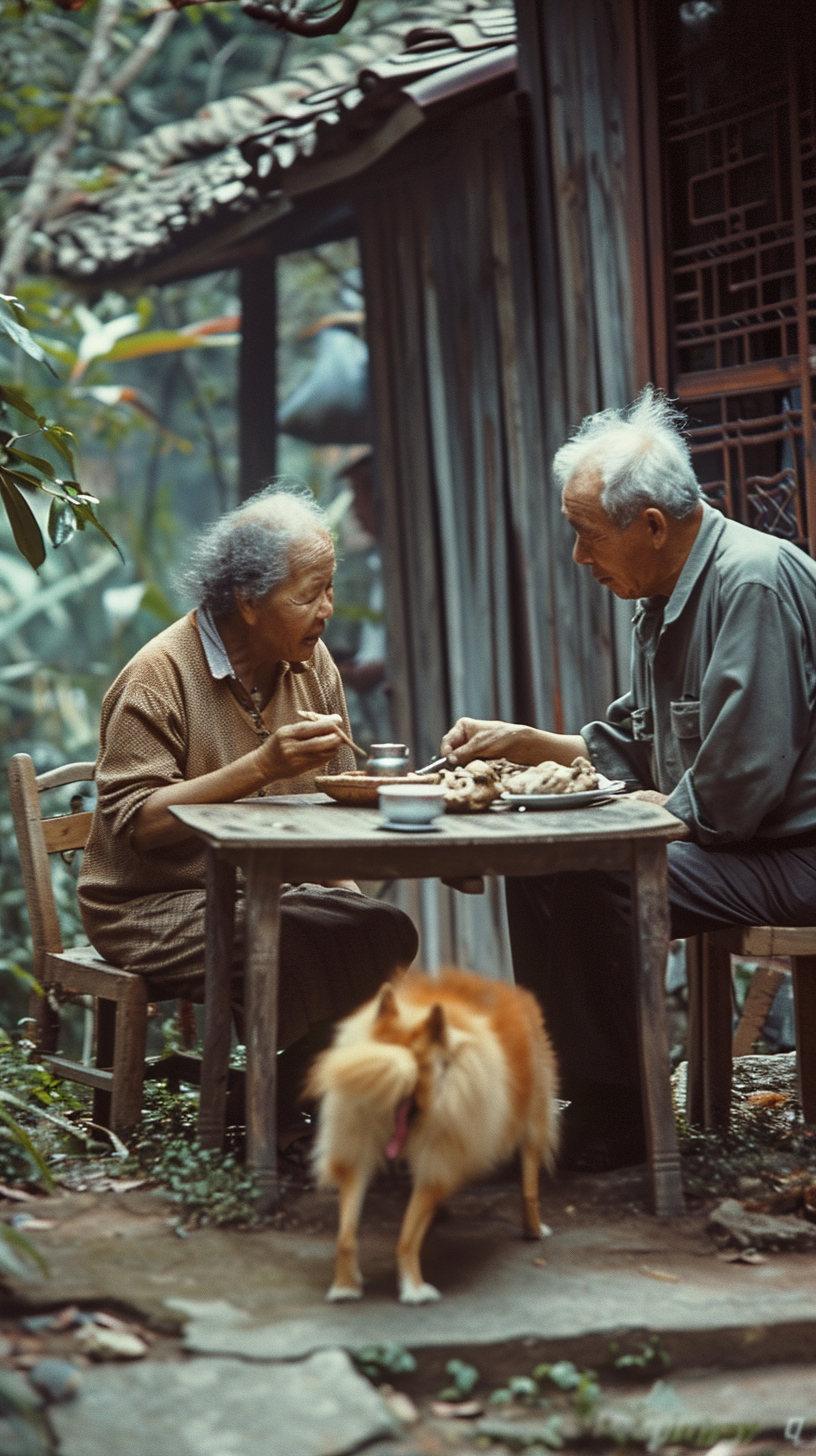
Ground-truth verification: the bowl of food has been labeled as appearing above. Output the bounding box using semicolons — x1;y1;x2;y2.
378;782;447;827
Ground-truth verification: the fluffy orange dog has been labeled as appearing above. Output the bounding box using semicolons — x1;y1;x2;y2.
307;967;559;1304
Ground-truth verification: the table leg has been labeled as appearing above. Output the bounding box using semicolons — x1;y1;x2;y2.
630;840;684;1217
244;850;282;1210
199;851;236;1150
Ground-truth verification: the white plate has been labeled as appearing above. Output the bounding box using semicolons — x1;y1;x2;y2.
377;820;443;833
499;778;627;810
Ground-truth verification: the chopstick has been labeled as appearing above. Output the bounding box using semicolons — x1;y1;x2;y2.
296;709;367;760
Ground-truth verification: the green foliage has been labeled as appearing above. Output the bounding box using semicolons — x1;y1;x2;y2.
353;1343;417;1380
124;1083;259;1227
488;1361;600;1421
610;1335;671;1378
438;1358;480;1400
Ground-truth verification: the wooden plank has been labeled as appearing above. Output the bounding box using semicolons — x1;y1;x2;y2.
243;851;282;1208
741;926;816;957
42;812;93;854
199;853;236;1151
732;964;786;1057
46;951;147;1003
36;762;95;791
41;1056;112;1092
629;839;684;1217
676;357;809;400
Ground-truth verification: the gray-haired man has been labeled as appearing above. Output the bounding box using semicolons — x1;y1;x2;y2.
441;389;816;1169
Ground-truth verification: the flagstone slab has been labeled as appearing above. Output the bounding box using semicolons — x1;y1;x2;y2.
49;1349;396;1456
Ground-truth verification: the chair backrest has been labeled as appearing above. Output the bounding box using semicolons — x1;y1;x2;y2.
7;754;96;982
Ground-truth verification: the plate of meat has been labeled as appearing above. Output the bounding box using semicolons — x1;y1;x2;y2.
498;759;627;810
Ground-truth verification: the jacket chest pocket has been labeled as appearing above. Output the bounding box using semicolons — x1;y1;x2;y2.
670;698;702;770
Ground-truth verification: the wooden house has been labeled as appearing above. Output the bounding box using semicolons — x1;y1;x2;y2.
43;0;816;970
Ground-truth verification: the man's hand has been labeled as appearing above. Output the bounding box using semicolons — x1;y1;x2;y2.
440;718;590;770
256;715;345;781
628;789;669;806
440;717;526;765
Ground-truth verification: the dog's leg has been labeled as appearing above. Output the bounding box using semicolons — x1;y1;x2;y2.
397;1181;447;1303
520;1142;552;1240
327;1162;369;1301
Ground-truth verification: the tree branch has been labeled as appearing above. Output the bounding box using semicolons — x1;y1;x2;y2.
105;8;178;99
0;0;124;295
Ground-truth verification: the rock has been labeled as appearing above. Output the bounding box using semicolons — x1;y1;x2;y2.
75;1326;147;1361
50;1349;397;1456
382;1390;419;1425
708;1199;816;1251
28;1360;81;1404
0;1413;53;1456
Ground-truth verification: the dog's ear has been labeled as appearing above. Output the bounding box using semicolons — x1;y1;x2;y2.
426;1003;447;1045
376;983;397;1019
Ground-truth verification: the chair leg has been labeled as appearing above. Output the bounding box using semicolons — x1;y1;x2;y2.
687;935;733;1129
685;936;705;1126
110;995;148;1139
702;936;734;1130
791;955;816;1124
93;999;116;1128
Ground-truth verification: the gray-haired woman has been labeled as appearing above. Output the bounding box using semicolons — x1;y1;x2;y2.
78;485;418;1144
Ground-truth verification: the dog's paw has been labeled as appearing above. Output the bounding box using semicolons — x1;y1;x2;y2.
539;1222;553;1237
326;1283;363;1302
399;1280;441;1304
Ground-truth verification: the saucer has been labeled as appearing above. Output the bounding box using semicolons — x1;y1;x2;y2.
376;820;442;833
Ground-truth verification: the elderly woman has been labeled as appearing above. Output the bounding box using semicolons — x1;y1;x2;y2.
78;485;418;1133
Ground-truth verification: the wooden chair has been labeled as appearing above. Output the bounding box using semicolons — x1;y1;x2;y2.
686;927;816;1129
7;753;199;1138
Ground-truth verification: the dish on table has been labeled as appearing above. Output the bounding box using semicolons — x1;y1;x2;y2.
499;776;627;810
316;772;438;807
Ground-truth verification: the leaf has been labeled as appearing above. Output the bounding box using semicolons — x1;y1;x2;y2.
0;475;45;569
0;385;42;423
0;1223;49;1277
40;424;77;472
0;304;57;374
0;1105;52;1188
70;498;124;561
2;467;43;491
48;497;77;547
100;329;216;364
5;444;56;478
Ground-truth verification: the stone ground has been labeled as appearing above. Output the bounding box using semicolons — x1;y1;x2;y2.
4;1151;816;1456
3;1050;816;1454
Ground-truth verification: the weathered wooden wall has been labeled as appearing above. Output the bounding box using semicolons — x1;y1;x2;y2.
358;10;648;972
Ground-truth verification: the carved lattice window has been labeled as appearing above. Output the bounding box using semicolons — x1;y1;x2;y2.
659;0;816;549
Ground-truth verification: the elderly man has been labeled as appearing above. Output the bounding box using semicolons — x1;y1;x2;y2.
79;484;417;1146
441;389;816;1168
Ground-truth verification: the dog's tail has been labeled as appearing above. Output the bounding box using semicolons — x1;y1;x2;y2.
307;1041;417;1107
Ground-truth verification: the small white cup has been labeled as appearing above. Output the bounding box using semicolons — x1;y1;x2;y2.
378;782;446;826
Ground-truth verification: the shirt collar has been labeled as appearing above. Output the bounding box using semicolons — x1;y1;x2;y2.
194;606;310;681
633;502;725;632
196;605;235;681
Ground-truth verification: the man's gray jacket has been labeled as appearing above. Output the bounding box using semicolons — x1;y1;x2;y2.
582;503;816;848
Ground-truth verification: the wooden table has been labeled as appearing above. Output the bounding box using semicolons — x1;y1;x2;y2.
171;795;686;1217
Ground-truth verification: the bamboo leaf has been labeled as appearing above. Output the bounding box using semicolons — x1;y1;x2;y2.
0;475;46;569
5;445;56;478
40;424;77;472
70;498;124;561
0;1104;53;1189
0;304;57;375
0;385;42;424
48;497;77;547
0;1223;49;1277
